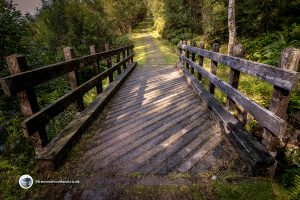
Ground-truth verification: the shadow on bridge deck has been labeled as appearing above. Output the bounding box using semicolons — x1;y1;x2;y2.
75;64;239;177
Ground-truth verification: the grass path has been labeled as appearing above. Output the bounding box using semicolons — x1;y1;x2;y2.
131;18;177;66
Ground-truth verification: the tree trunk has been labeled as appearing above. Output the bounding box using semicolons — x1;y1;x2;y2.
228;0;236;55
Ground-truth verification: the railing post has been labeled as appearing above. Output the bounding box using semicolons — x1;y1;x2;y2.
126;47;130;64
186;41;191;69
178;40;183;63
197;42;205;81
105;43;113;83
226;44;247;123
63;47;85;111
183;40;187;65
130;46;134;63
122;50;126;70
209;43;220;94
191;41;196;75
116;49;121;75
6;55;48;150
90;45;103;94
262;48;300;154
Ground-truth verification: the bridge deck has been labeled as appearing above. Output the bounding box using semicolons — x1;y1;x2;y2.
77;64;238;176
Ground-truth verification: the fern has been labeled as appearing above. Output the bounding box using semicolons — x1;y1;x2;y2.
290;175;300;200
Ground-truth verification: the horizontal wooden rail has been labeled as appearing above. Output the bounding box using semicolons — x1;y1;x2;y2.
37;61;137;169
178;44;299;91
177;62;274;172
0;45;134;96
21;54;134;137
180;54;286;137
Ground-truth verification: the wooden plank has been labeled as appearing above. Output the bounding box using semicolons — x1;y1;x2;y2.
94;107;204;171
186;41;190;69
132;115;209;171
105;44;113;83
106;90;192;121
138;119;213;174
177;133;222;172
209;43;220;94
5;55;48;149
36;62;137;170
22;54;134;137
110;112;206;171
176;62;275;173
157;126;220;174
122;50;126;69
191;41;196;75
226;44;244;114
263;48;300;152
83;102;202;168
103;93;195;130
0;45;134;96
116;52;121;74
95;99;200;150
64;47;85;111
90;45;103;94
197;42;205;81
178;44;299;91
180;55;286;137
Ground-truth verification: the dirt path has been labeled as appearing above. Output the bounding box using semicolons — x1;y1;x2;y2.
132;18;165;65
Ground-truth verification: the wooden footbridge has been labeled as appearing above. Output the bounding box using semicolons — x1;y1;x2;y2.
1;41;299;176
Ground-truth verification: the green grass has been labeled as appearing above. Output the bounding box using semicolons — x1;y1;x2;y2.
93;175;289;200
131;22;147;65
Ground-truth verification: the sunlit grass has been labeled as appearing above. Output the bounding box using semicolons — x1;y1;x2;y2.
149;29;178;65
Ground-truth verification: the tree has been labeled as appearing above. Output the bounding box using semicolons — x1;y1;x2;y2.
0;0;27;75
228;0;236;55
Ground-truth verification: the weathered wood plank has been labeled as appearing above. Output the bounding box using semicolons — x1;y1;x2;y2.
226;44;244;114
0;45;134;96
177;133;222;173
197;42;205;81
179;55;286;138
63;47;85;111
90;45;103;94
191;41;196;75
263;48;300;152
178;44;299;91
209;43;220;94
22;54;134;137
186;41;190;69
5;55;48;149
36;62;137;170
176;62;275;173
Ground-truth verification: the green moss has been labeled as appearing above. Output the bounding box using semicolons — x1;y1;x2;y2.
213;178;289;200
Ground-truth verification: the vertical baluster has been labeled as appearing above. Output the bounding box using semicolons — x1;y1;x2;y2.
178;40;183;63
191;41;196;75
105;43;113;83
209;43;220;94
186;41;190;69
197;42;205;81
63;47;85;111
122;50;126;69
226;44;247;124
90;45;103;94
6;55;48;150
263;48;300;154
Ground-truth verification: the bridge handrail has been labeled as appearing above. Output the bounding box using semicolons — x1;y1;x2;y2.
178;40;300;156
0;44;134;153
21;54;134;138
0;45;134;96
178;44;299;91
